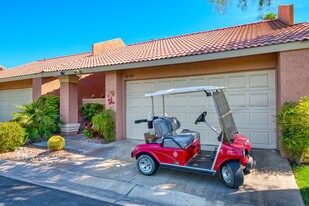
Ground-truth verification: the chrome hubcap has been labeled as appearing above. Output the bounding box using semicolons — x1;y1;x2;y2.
222;165;232;184
139;157;152;173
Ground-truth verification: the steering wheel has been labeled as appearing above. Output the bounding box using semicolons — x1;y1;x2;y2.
195;111;207;125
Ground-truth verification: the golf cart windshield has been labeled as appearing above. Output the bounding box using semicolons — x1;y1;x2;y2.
213;91;238;142
145;86;238;143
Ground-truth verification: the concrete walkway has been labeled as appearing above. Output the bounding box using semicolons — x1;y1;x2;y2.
0;135;304;206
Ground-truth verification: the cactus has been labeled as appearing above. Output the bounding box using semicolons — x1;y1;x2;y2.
48;135;65;152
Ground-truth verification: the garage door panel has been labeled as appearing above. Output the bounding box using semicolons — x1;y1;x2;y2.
190;78;205;86
0;88;32;122
233;112;247;126
173;96;188;107
189;94;205;107
173;80;188;88
208;77;225;86
227;75;246;89
128;83;142;93
157;81;171;90
126;70;276;149
227;93;247;107
249;112;270;126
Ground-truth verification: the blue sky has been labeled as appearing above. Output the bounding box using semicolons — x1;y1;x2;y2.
0;0;308;68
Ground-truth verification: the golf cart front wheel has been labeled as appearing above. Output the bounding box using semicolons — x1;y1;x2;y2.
220;160;244;188
137;154;158;176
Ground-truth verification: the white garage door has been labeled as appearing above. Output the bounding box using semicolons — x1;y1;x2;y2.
0;88;33;122
126;70;276;149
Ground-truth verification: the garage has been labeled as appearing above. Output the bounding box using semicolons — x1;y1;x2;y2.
126;70;276;149
0;88;33;122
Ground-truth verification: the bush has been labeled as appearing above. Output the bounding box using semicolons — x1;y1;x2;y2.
80;103;103;121
48;135;65;152
276;96;309;164
13;95;61;142
83;128;92;138
0;122;27;152
92;109;115;142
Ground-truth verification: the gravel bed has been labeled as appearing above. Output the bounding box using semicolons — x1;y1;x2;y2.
81;137;106;144
0;145;81;166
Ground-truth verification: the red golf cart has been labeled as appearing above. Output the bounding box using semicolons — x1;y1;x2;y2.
131;86;255;188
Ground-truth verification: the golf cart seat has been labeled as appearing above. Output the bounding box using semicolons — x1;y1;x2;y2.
153;118;195;149
165;117;200;140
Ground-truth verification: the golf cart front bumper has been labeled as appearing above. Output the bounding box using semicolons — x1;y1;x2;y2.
245;155;256;170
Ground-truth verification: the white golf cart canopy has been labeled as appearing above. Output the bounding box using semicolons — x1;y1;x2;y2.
145;86;226;97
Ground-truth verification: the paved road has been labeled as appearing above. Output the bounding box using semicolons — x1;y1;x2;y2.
0;175;117;206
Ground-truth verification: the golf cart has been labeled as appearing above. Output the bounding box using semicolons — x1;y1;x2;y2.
131;86;255;188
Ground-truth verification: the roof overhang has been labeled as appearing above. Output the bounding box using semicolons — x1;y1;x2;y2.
0;40;308;83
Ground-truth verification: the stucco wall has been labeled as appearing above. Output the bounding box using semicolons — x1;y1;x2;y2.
78;72;105;121
0;79;32;90
38;73;105;122
278;49;309;106
42;77;60;96
122;53;277;81
105;70;124;140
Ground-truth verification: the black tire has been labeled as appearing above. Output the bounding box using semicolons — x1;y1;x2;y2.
220;160;244;188
137;154;158;176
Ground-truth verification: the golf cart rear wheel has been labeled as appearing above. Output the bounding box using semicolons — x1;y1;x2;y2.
220;160;244;188
137;154;158;176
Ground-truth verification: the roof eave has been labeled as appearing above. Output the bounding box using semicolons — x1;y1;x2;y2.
0;40;308;83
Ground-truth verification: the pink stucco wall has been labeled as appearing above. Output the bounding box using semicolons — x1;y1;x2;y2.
105;70;125;140
277;49;309;106
59;76;79;124
32;78;42;101
37;73;105;122
78;73;105;121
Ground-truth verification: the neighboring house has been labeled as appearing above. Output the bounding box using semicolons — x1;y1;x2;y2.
0;5;308;150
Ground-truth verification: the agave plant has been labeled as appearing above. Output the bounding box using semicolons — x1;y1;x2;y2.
12;96;61;142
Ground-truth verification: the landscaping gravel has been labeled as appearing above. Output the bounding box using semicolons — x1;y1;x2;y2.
0;145;81;166
81;137;106;144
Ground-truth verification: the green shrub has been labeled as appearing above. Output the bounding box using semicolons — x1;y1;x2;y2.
83;129;92;138
276;97;309;164
80;103;103;121
304;150;309;164
47;135;65;152
0;122;27;152
12;95;61;142
92;109;115;142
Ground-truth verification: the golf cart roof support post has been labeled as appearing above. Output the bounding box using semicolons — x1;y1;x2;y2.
162;95;165;116
151;96;154;116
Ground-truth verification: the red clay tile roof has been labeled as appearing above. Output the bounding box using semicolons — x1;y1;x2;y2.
1;19;309;79
0;52;91;79
48;20;309;72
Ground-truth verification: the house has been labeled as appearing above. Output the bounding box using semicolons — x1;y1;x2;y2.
0;5;308;150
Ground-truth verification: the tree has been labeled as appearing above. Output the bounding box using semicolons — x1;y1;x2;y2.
262;12;277;20
210;0;273;13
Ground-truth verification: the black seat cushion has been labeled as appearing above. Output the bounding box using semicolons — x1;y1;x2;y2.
180;129;200;140
163;134;195;149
